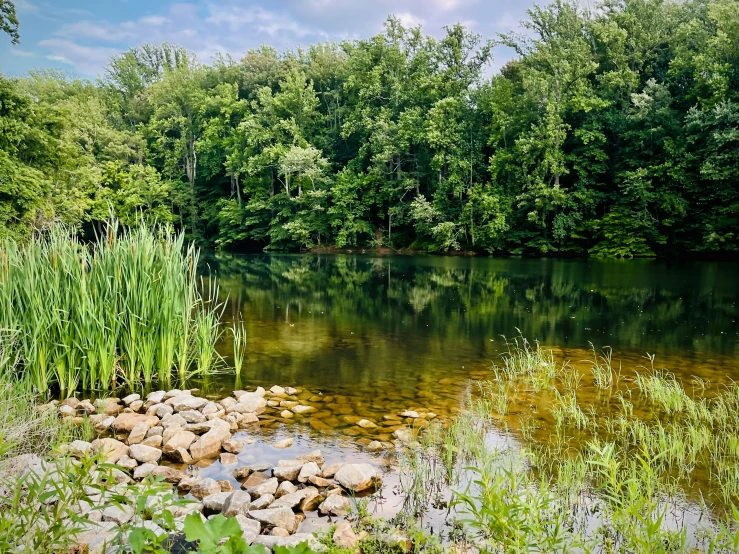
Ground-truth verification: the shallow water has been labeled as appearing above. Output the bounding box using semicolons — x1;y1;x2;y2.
188;254;739;533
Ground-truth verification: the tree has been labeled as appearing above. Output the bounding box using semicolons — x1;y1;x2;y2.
1;0;19;45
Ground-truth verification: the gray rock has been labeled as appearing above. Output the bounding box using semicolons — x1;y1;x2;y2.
297;462;320;483
250;494;274;509
91;438;129;463
253;534;325;552
248;507;297;533
202;491;233;514
222;490;251;517
234;514;261;544
127;421;151;445
247;477;278;498
133;463;157;480
297;450;324;466
273;438;294;449
275;481;297;498
270;490;307;509
147;391;166;403
191;478;222;499
102;504;134;524
172;395;207;412
334;463;381;492
319;494;350;516
320;463;343;478
122;393;141;406
128;444;162;463
68;440;92;458
179;409;206;423
272;460;303;481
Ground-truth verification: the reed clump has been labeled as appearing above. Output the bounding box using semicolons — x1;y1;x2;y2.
0;221;223;394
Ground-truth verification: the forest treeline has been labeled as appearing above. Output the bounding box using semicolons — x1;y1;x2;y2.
1;0;738;257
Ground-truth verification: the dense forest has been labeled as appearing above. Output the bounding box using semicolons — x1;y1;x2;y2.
1;0;738;257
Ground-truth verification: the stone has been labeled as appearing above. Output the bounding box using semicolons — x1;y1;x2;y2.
142;435;163;448
162;414;187;430
235;514;261;544
280;410;294;419
251;494;274;509
147;391;166;403
220;453;238;465
151;466;186;483
133;463;157;480
249;463;273;473
116;455;138;471
179;409;207;423
172;395;207;412
164;389;185;399
68;440;92;458
109;468;133;484
272;460;303;482
222;438;245;454
297;450;324;465
77;400;96;414
128;444;162;464
319;494;350;516
297;462;320;483
191;478;222;499
150;403;174;419
202;401;219;416
219;480;234;492
237;413;260;427
189;420;232;461
98;398;123;415
59;404;75;417
61;397;80;408
334;463;381;492
393;428;414;442
247;477;278;498
357;419;377;429
102;504;134;524
202;491;233;514
248;507;297;533
273;438;294;449
366;441;384;452
233;467;252;479
270;385;286;396
177;476;201;491
242;471;269;489
112;413;159;433
130;400;144;412
307;475;333;488
127;421;150;445
91;438;129;463
270;491;307;509
92;415;116;432
222;490;251;517
333;521;359;548
272;527;290;537
320;463;344;479
228;394;267;414
399;410;419;418
291;405;315;415
122;393;141;406
253;534;324;552
275;481;297;498
298;488;321;512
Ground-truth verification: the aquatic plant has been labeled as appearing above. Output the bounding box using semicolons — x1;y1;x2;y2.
0;220;225;394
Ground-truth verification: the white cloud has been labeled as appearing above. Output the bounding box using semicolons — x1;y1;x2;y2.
39;39;119;74
396;12;425;28
10;48;37;57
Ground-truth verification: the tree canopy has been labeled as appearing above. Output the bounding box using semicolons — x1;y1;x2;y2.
1;0;738;257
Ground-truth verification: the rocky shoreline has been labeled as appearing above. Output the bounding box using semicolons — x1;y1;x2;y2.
28;385;437;553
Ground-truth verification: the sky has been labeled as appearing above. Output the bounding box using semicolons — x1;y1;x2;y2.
0;0;533;79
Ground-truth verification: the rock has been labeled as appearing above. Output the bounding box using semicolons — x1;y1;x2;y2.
280;410;294;419
222;490;251;517
219;480;234;492
229;394;267;414
151;403;174;419
366;441;384;452
220;453;238;465
291;405;315;415
202;491;233;514
319;494;350;516
189;420;231;461
72;521;118;554
128;444;162;464
177;476;201;491
298;488;322;512
61;397;80;409
147;426;164;437
320;463;344;479
297;450;324;466
273;460;303;481
242;471;269;490
307;475;333;488
147;391;166;403
297;462;320;483
399;410;419;418
233;467;252;479
270;491;307;509
202;401;219;416
248;507;297;533
151;466;186;483
122;393;141;406
191;478;222;499
142;435;163;448
249;463;273;473
270;385;286;396
222;438;244;454
162;414;187;430
91;415;115;432
130;400;144;412
235;514;261;544
102;504;134;524
357;419;377;429
271;527;290;537
247;477;278;498
127;421;151;445
112;413;159;433
98;398;122;415
133;463;157;480
179;409;207;423
116;455;138;471
172;395;207;412
334;463;381;492
59;404;75;417
273;438;294;449
77;400;96;415
393;428;414;442
251;494;274;509
91;438;129;463
253;534;324;552
68;440;92;458
164;389;185;400
275;481;297;498
237;413;260;427
333;521;359;548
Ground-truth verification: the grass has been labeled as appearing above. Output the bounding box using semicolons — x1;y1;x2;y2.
0;220;225;394
396;338;739;553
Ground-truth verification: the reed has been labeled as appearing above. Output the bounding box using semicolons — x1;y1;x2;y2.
0;221;225;394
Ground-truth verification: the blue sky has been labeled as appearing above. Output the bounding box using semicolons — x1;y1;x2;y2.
1;0;534;79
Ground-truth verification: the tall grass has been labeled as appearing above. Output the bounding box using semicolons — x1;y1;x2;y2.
0;221;224;394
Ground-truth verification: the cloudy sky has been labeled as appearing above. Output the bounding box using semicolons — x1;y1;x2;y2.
1;0;534;78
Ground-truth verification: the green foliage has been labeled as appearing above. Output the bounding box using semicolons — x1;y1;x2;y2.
1;0;738;256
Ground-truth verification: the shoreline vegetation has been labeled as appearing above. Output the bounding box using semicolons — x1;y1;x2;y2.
1;0;739;258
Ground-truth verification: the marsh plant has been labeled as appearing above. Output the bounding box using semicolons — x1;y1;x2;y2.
398;338;739;553
0;220;225;394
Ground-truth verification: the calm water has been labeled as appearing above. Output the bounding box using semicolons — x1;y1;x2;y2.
188;254;739;533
